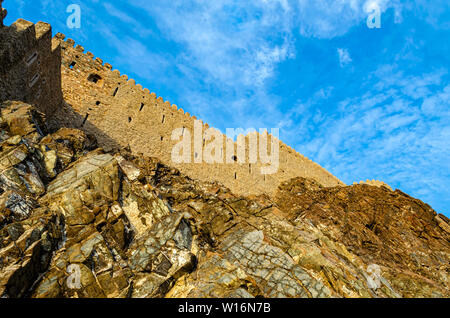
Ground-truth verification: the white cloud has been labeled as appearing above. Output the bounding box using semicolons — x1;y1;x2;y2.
128;0;294;89
337;48;352;67
288;68;450;213
103;3;138;25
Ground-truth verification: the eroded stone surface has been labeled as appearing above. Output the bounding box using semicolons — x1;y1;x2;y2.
0;102;448;298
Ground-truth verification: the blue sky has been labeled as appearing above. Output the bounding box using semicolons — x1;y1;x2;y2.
6;0;449;216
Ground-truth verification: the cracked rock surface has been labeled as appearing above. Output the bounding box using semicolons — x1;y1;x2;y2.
0;101;448;298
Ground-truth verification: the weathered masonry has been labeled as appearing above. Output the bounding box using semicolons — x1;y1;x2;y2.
0;14;62;116
0;10;346;196
49;33;345;196
0;0;6;27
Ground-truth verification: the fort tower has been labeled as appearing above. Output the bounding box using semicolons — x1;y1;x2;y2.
0;6;62;116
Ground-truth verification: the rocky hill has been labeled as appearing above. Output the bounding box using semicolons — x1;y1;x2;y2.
0;101;448;298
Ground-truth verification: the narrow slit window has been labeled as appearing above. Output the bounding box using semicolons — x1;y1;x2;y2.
112;87;119;97
26;52;38;66
128;117;132;123
234;172;237;180
81;113;89;127
161;115;165;124
139;103;145;111
29;74;40;87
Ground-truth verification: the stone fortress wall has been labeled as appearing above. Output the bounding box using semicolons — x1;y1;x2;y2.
0;9;346;197
50;33;345;196
0;11;62;116
0;0;6;27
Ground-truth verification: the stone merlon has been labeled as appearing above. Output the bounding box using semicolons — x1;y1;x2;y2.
0;15;62;115
0;0;7;27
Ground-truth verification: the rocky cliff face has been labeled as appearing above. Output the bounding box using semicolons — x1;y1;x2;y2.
0;101;448;298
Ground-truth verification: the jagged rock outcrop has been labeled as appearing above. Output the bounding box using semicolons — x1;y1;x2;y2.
0;101;448;298
275;178;449;297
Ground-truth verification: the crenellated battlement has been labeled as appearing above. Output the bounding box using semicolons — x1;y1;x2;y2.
0;0;6;27
0;25;341;196
50;30;345;195
0;0;4;28
0;16;62;115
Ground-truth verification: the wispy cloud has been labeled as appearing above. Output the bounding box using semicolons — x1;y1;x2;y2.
289;67;450;214
130;0;294;88
337;48;352;67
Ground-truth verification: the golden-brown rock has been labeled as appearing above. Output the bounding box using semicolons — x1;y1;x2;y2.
0;101;448;298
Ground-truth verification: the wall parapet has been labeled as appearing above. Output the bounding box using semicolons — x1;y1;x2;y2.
54;30;346;196
0;17;62;115
54;32;214;130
